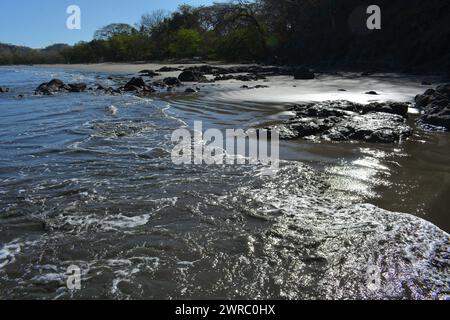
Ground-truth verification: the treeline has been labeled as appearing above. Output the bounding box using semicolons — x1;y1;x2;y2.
1;0;450;72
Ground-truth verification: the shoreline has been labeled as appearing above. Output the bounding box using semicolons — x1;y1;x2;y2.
1;62;448;78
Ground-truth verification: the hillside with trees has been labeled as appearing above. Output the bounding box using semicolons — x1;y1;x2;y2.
1;0;449;73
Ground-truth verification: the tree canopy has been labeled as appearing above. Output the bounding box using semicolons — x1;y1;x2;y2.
1;0;449;72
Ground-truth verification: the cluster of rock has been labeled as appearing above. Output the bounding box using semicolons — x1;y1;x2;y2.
272;100;411;143
0;86;9;93
123;77;155;94
140;64;316;83
35;79;87;95
415;84;450;130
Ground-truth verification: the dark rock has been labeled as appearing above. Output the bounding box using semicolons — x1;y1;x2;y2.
139;70;160;77
156;66;182;72
35;79;71;95
271;100;411;143
164;77;181;86
436;84;450;98
67;83;87;92
365;91;379;95
416;84;450;130
241;85;270;90
362;102;409;118
293;67;315;80
178;70;207;82
422;81;432;86
185;88;198;93
35;79;65;94
338;89;347;92
123;77;154;93
0;86;9;93
214;75;235;81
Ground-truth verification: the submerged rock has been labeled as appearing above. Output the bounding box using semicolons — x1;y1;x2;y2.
416;84;450;130
35;79;87;95
0;86;9;93
272;100;411;143
67;83;87;93
365;91;379;95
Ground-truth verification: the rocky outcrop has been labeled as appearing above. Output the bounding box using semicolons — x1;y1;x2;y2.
163;77;181;86
68;83;87;92
415;84;450;130
139;70;161;77
123;77;155;93
0;86;9;93
178;70;207;82
271;100;411;143
156;66;182;72
35;79;87;95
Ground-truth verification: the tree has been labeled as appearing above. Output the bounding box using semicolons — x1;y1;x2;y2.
94;23;137;41
138;9;169;36
169;28;202;58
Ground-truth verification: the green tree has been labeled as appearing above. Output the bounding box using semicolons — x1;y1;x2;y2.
169;28;202;58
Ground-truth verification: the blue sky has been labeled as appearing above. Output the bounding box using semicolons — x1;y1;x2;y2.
0;0;223;48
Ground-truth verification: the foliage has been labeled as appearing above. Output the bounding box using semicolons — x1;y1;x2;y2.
0;0;449;72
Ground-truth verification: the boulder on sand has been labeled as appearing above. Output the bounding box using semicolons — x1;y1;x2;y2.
178;70;207;82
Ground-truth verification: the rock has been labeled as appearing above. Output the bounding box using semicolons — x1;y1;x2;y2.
365;91;379;95
157;66;182;72
139;70;160;77
67;83;87;92
164;77;181;86
35;79;65;94
185;88;198;93
124;77;154;93
293;67;315;80
436;84;450;98
0;86;9;93
416;84;450;130
422;81;432;86
241;85;269;90
271;100;411;143
178;70;206;82
163;77;181;87
362;102;409;118
338;89;347;92
214;75;235;81
35;79;70;95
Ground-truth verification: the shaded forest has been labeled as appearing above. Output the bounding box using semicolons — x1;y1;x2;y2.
1;0;449;73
